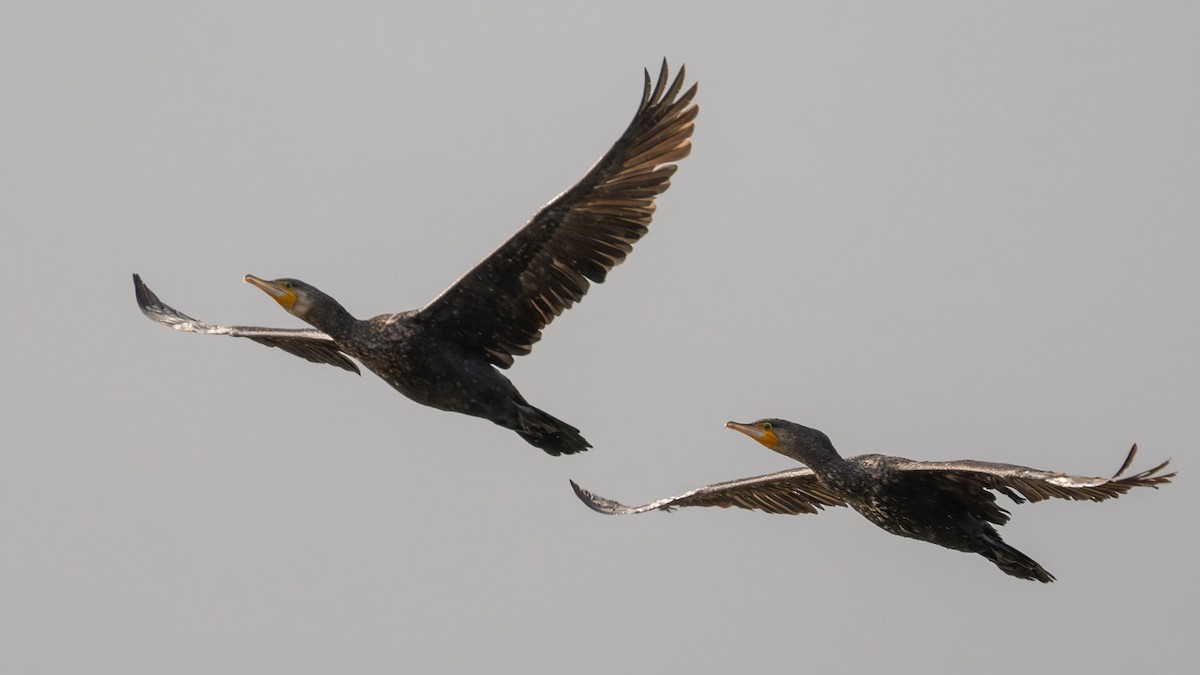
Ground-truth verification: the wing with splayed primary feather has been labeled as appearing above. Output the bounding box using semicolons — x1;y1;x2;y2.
133;274;361;374
418;60;698;368
889;444;1174;505
570;468;848;516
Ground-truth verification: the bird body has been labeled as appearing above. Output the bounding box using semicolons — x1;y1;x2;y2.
134;61;697;456
571;419;1173;581
340;308;587;453
819;453;1054;581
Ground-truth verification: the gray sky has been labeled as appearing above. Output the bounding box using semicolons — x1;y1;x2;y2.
3;2;1197;673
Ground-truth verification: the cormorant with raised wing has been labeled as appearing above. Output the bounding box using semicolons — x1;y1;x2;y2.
134;61;697;456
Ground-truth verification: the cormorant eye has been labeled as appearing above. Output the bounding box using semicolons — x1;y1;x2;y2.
280;281;292;289
761;422;772;431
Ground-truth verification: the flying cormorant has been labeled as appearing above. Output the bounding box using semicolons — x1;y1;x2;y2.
134;61;697;456
571;418;1173;581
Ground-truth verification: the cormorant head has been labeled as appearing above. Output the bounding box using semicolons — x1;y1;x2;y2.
725;418;838;466
244;275;332;323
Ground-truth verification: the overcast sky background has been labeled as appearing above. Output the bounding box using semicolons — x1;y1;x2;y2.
3;2;1197;673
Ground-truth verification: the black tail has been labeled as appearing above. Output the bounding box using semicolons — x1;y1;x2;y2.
979;536;1055;583
511;406;591;456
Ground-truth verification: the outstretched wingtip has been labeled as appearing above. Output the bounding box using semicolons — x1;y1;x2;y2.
1111;443;1175;489
640;59;693;112
570;479;598;507
131;273;206;330
132;273;157;315
570;480;629;515
1138;458;1175;487
1113;443;1139;478
651;59;668;102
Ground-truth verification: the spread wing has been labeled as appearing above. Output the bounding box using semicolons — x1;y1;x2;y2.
889;444;1173;517
133;274;360;374
570;469;848;516
417;60;698;368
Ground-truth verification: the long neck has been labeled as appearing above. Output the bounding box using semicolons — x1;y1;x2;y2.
780;440;860;485
798;446;875;496
795;445;849;475
303;298;358;339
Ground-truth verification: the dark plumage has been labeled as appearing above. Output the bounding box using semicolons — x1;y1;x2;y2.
133;61;698;455
571;419;1174;581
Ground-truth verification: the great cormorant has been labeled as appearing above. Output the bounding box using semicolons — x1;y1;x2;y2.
570;418;1173;581
134;61;697;455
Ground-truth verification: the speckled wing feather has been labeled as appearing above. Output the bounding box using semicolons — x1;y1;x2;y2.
417;60;698;368
133;274;360;374
888;444;1174;505
570;469;848;516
